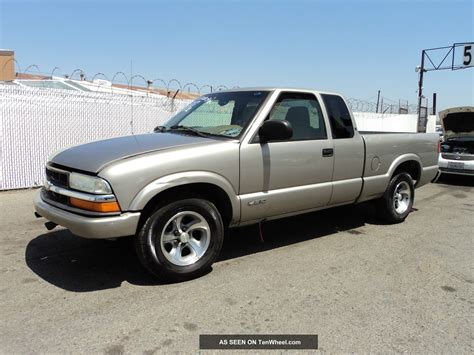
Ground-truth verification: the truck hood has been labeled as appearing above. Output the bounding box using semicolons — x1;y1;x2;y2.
439;106;474;140
50;133;218;173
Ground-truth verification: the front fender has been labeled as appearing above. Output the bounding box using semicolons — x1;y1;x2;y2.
128;171;241;223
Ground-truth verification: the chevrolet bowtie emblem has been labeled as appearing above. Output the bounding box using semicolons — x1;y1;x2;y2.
44;180;52;190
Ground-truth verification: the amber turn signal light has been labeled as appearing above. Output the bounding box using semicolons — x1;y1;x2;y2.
70;197;121;213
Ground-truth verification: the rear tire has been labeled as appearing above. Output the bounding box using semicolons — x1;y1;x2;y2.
135;198;224;281
375;173;415;224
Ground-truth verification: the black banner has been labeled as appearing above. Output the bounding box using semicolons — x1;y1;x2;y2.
199;334;318;350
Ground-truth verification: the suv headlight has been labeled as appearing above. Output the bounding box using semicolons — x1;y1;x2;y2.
69;173;113;194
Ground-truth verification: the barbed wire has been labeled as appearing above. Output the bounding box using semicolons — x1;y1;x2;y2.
347;97;432;115
24;64;41;74
4;62;233;94
50;66;61;77
3;62;435;113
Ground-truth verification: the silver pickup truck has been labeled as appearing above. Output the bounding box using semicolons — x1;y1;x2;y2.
34;88;440;280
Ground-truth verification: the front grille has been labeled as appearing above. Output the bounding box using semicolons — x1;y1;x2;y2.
44;166;70;206
45;167;69;188
42;188;69;205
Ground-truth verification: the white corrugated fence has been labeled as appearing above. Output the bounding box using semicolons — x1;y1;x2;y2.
0;84;437;190
0;84;190;190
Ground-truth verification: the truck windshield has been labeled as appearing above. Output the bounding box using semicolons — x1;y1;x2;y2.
165;91;270;138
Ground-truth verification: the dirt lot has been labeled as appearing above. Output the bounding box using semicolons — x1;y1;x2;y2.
0;175;473;353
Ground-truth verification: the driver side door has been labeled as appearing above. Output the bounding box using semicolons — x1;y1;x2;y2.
239;91;334;223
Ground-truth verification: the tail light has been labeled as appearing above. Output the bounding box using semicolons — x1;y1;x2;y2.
437;141;441;153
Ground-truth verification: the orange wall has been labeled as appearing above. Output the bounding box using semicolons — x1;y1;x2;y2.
0;50;15;81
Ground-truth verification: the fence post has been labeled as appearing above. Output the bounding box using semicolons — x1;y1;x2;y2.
376;90;380;113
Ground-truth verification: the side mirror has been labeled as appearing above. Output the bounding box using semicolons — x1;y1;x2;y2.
258;120;293;143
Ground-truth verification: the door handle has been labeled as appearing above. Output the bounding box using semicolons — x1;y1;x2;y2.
322;148;333;157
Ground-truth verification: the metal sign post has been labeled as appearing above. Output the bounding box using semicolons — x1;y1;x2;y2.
416;42;473;132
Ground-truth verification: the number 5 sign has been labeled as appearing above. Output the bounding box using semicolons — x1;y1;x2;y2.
462;44;472;67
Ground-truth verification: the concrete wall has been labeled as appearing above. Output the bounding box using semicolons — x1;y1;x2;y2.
353;112;437;133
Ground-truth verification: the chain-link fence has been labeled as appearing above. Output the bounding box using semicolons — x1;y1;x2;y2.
0;84;191;190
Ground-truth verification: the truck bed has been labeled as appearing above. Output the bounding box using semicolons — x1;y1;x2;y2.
357;132;439;202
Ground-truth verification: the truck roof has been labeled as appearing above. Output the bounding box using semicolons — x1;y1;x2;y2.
217;86;342;97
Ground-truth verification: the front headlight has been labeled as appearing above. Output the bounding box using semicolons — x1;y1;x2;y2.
69;173;112;194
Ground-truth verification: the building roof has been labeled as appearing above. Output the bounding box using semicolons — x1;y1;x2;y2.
12;73;200;100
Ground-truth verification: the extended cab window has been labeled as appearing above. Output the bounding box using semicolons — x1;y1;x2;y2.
268;92;327;140
321;94;354;139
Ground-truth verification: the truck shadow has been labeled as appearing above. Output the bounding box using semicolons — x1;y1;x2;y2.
219;204;373;261
435;174;474;187
25;203;374;292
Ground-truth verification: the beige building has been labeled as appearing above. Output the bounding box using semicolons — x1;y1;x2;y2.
0;50;15;81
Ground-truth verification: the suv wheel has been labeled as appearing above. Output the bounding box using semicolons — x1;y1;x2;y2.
376;172;415;224
135;198;224;281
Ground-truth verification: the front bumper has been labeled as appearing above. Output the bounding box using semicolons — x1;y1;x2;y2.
34;189;141;239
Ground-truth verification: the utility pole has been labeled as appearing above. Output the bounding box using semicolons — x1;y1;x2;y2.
432;93;437;115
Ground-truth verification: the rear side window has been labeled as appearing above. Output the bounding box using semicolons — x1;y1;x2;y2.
321;94;354;139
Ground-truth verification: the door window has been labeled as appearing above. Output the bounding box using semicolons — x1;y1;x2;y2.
268;92;327;141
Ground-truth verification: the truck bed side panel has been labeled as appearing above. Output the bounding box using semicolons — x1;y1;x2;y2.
358;133;439;202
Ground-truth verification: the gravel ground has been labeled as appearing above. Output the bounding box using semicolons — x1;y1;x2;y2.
0;174;473;354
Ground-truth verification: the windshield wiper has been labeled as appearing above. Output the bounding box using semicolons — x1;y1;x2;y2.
153;126;167;133
153;125;204;135
168;125;217;138
154;125;234;139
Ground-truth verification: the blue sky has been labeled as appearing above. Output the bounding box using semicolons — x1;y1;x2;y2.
1;0;473;109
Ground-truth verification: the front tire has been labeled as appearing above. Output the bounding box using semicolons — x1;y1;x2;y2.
375;173;415;224
135;198;224;281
